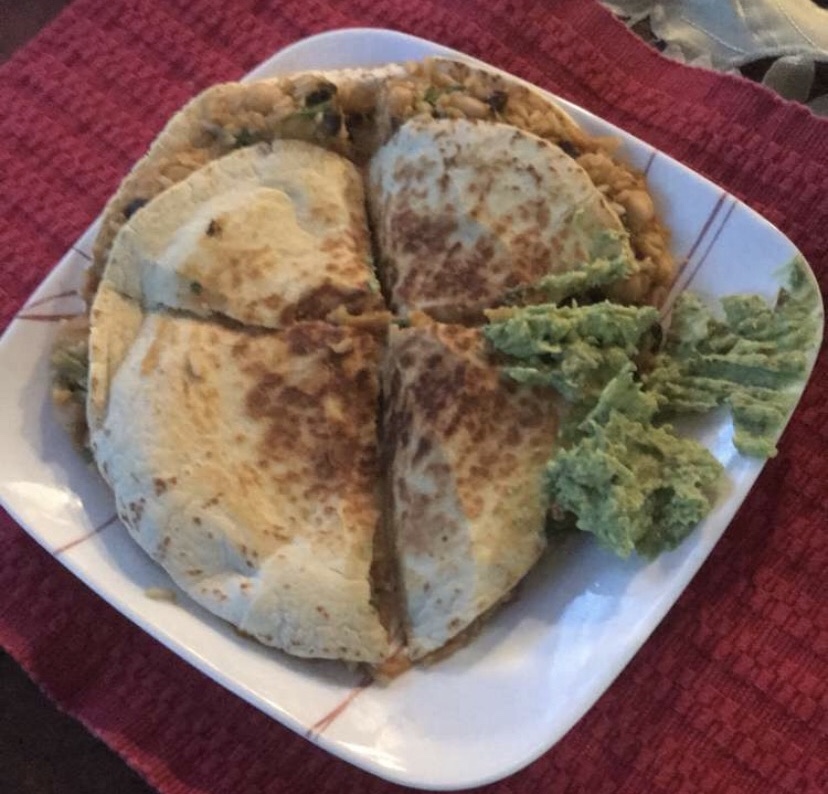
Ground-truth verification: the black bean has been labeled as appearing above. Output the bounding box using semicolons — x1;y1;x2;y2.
320;108;342;136
561;288;604;307
345;112;367;132
487;90;508;113
558;139;582;158
583;287;606;304
234;128;257;148
123;197;148;219
305;82;337;107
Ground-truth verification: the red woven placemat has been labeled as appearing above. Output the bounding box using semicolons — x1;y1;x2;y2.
1;1;826;792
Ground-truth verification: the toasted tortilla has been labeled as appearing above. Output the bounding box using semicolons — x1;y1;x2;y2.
87;283;393;662
368;117;634;321
89;66;402;293
382;318;560;660
102;141;382;329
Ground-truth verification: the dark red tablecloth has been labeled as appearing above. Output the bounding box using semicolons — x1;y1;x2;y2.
1;1;826;792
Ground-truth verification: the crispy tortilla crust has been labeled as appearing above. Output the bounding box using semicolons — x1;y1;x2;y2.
89;287;394;662
382;317;560;661
367;117;634;321
103;140;383;329
89;66;402;298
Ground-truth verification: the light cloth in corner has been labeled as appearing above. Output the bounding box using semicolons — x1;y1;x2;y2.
603;0;828;67
602;0;828;108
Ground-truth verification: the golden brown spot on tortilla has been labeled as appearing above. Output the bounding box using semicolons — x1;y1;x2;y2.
242;324;381;494
231;336;250;358
140;320;172;375
127;500;144;522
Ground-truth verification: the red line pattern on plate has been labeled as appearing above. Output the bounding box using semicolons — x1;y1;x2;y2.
680;197;737;292
643;148;657;176
16;287;85;322
660;191;729;319
23;289;82;310
16;312;85;322
679;191;728;277
53;513;119;556
305;672;374;739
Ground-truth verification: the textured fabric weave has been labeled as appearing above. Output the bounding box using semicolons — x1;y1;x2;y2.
1;1;826;792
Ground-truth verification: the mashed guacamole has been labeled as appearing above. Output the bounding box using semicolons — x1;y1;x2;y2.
484;256;820;558
645;257;821;457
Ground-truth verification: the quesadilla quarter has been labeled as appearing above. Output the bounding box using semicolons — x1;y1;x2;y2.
89;66;403;294
88;283;393;662
103;140;383;329
382;317;560;660
368;117;634;321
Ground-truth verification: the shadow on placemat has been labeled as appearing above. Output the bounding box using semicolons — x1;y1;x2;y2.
0;649;155;794
0;0;73;62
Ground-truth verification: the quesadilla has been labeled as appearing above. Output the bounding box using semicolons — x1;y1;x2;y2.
88;283;394;662
54;55;684;671
382;317;561;660
103;140;383;329
368;117;634;321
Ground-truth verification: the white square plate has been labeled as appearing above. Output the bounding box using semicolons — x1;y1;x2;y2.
0;28;823;791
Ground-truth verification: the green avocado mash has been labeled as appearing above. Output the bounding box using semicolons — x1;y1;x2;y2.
503;254;633;307
484;301;659;403
645;257;821;457
485;256;821;558
545;366;722;557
